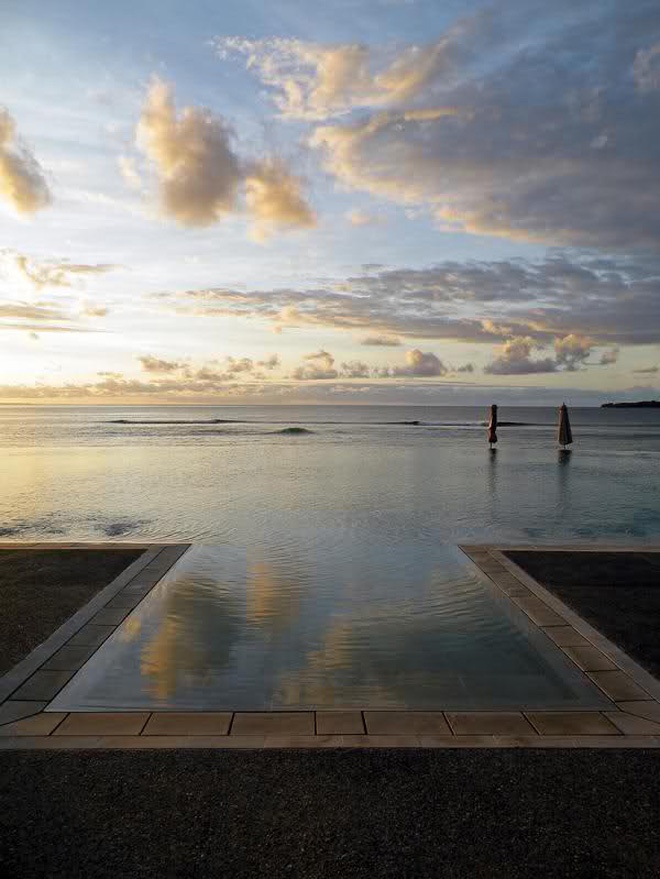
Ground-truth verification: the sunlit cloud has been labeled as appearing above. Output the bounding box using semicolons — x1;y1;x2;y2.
0;107;51;215
245;159;316;241
155;252;660;348
136;77;242;226
346;208;385;226
224;4;660;248
133;78;315;238
2;250;117;289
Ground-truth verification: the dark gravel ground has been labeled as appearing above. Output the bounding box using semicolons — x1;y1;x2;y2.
0;549;142;674
2;749;660;878
504;551;660;678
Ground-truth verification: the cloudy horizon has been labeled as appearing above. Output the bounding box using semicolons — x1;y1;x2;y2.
1;0;659;406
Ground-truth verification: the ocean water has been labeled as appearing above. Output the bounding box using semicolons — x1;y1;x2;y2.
1;404;659;548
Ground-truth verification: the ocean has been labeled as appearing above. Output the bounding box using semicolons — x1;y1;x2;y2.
1;404;659;548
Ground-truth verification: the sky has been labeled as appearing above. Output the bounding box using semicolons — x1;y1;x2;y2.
1;0;659;405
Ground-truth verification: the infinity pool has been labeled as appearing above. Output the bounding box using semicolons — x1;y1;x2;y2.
49;544;609;711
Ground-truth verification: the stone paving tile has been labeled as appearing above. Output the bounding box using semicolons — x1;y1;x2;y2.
315;711;365;735
588;670;651;701
89;607;130;626
605;711;660;735
562;645;617;672
543;626;590;647
53;712;150;736
231;712;315;736
447;712;537;736
616;701;660;723
513;596;566;627
104;593;145;610
525;712;620;736
262;736;345;748
0;700;47;726
66;624;115;648
11;669;75;701
142;712;232;736
341;735;423;748
0;712;67;736
41;645;97;671
364;712;450;735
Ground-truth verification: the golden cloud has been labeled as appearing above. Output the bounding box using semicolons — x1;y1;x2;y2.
0;107;51;215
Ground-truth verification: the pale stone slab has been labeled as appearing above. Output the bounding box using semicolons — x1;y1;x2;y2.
616;701;660;723
543;626;590;647
364;712;450;735
526;712;620;735
316;711;365;735
513;596;566;627
142;712;232;736
231;713;314;736
0;701;47;726
605;711;660;735
41;645;96;671
340;735;423;748
11;669;75;701
262;736;345;749
562;645;617;672
0;712;67;736
66;624;115;647
447;712;537;736
53;712;150;736
89;607;130;626
104;593;145;610
588;670;651;701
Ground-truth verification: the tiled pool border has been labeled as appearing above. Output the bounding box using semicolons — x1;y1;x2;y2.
1;541;659;749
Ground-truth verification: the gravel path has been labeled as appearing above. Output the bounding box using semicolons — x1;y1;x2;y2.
505;551;660;677
2;749;660;878
0;549;142;674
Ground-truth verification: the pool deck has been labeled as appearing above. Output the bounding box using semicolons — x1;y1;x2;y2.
1;541;660;749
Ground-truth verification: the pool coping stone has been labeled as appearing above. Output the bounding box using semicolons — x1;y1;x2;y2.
0;541;659;749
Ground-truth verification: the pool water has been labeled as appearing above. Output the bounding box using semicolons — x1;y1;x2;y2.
49;544;609;711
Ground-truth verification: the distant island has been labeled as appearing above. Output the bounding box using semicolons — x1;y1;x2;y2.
601;400;660;408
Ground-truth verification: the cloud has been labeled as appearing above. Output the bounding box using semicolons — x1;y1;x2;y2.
360;334;401;346
599;348;619;366
156;251;660;349
4;251;117;289
138;355;186;373
215;18;488;119
226;4;660;249
82;304;109;318
393;348;448;377
136;77;242;226
0;107;51;215
553;334;593;371
134;78;314;237
292;349;338;380
347;208;384;226
244;159;316;241
633;43;660;91
485;337;557;375
340;360;371;378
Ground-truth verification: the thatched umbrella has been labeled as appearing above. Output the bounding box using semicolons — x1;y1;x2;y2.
558;402;573;448
487;404;498;449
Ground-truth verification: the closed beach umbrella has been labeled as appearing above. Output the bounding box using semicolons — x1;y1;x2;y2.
487;404;498;448
558;402;573;448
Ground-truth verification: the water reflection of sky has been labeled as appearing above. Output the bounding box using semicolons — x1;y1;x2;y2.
50;544;609;712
